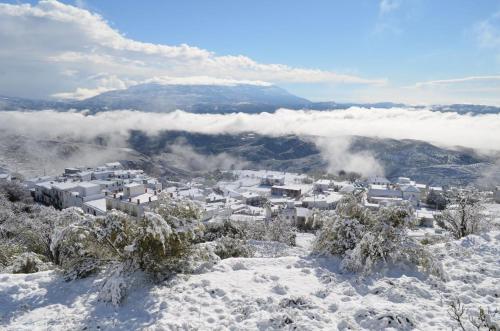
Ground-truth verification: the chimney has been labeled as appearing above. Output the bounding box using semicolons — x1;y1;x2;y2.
137;199;140;204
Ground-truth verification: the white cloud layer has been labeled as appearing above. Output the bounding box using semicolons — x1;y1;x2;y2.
1;107;499;152
1;107;499;177
0;0;383;100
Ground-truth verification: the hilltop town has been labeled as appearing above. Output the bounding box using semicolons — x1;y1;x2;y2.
3;162;499;237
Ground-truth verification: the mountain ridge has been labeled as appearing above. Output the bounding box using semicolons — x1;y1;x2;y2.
2;83;500;114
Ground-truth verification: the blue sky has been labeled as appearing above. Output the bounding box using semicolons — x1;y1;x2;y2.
1;0;500;104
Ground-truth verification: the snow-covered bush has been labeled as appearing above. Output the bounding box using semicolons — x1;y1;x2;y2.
0;181;32;203
214;236;254;259
154;192;202;223
7;252;51;274
436;190;488;239
0;188;62;265
50;208;107;279
313;217;365;256
98;263;131;306
297;209;325;231
202;219;247;241
313;194;371;256
426;189;447;210
313;195;443;276
203;217;296;247
0;242;24;271
264;216;296;246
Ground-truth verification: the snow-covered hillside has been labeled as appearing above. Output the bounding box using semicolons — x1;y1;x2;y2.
1;230;498;330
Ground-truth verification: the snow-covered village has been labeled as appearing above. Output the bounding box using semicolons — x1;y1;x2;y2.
2;1;500;330
0;161;499;330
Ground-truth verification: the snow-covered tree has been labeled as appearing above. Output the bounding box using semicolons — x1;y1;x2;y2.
436;190;487;239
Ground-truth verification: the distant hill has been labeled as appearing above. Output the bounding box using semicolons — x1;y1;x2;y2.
1;128;498;186
126;131;499;186
1;84;500;114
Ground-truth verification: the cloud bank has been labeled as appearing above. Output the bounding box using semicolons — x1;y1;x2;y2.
1;107;499;176
1;108;499;152
0;0;383;100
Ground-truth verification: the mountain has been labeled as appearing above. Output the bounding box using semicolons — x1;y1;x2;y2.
1;128;498;186
76;83;311;113
0;95;68;111
126;131;499;186
2;85;500;115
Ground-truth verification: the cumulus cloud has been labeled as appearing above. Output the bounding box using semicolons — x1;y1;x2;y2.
0;0;383;100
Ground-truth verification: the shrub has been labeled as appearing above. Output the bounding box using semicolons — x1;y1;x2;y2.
264;216;296;247
436;190;488;239
8;252;51;274
313;195;443;276
0;181;32;203
312;194;371;256
0;242;24;270
214;236;253;259
426;189;447;210
202;219;247;242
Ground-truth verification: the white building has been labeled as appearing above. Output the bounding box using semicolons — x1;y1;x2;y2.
83;198;107;216
401;185;421;207
368;184;401;199
25;176;55;189
397;177;411;185
271;185;302;199
240;192;262;206
367;176;391;186
105;184;159;218
313;179;331;192
260;174;285;186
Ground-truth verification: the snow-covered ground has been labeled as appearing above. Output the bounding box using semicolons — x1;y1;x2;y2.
1;230;499;330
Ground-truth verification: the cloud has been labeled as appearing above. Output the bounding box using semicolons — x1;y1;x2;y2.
1;107;500;176
0;1;383;100
474;12;500;49
164;140;249;172
379;0;400;15
1;106;500;150
314;136;385;177
412;75;500;88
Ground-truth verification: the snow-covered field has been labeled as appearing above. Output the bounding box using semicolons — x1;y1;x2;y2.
1;230;499;331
